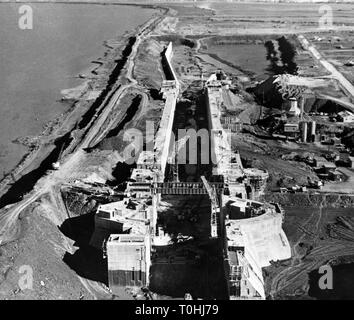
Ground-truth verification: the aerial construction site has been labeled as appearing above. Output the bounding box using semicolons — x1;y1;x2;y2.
1;1;354;301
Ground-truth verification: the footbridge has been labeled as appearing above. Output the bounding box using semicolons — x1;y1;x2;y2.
152;181;224;195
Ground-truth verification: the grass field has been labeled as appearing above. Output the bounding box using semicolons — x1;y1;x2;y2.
201;2;354;26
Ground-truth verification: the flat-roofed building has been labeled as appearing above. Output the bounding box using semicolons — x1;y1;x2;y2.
107;234;151;292
337;110;354;123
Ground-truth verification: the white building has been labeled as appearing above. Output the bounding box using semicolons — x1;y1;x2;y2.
337;110;354;123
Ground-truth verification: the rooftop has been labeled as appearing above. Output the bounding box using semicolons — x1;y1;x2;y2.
108;234;146;244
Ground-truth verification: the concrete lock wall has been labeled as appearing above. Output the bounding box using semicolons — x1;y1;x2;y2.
236;211;291;268
107;236;150;289
206;87;224;168
164;42;178;82
153;42;179;180
155;94;177;177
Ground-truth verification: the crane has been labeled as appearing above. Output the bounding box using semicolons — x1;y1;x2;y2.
201;175;219;238
168;136;189;182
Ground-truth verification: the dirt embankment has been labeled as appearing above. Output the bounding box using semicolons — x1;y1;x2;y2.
264;192;354;209
0;194;109;300
61;190;98;218
0;8;169;300
94;36;167;154
134;38;165;88
0;149;126;300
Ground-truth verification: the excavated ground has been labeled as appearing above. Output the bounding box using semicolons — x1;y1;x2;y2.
262;192;354;300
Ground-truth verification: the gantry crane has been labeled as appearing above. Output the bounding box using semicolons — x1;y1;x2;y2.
201;176;219;238
168;136;189;182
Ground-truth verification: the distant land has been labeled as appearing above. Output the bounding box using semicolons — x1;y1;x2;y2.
0;0;353;4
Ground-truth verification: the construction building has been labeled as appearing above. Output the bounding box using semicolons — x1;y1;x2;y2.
337;110;354;123
106;234;151;292
223;197;291;300
92;42;180;292
243;168;269;199
205;76;290;299
222;116;243;133
90;198;153;250
205;77;245;198
205;76;269;200
89;59;290;299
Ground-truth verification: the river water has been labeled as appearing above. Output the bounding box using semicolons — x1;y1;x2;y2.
0;2;156;177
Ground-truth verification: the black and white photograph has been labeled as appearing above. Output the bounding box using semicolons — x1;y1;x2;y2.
0;0;354;308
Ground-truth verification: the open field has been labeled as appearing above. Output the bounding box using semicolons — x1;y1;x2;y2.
262;197;354;300
309;31;354;85
165;2;354;36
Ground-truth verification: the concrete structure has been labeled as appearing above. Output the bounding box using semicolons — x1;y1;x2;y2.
288;98;301;116
243;168;269;199
205;78;245;198
90;199;153;249
203;75;289;299
223;196;291;300
153;80;178;179
163;42;179;87
301;121;308;142
90;66;288;299
91;42;180;294
299;120;316;143
311;121;316;138
134;43;179;184
127;167;156;198
349;157;354;169
205;76;270;201
152;181;224;195
222;116;243;133
284;123;299;134
107;234;151;292
337;110;354;123
314;156;337;178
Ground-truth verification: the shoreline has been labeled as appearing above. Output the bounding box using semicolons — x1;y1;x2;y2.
0;3;167;201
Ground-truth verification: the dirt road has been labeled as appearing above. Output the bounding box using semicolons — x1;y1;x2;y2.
0;13;164;248
82;16;158;149
269;197;325;298
298;35;354;104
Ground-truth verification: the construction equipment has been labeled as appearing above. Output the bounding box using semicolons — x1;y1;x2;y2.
201;176;219;238
52;141;66;170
